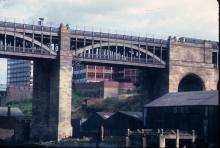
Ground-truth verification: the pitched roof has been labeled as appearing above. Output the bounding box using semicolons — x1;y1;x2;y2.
96;112;114;119
0;107;24;117
144;90;219;107
118;111;142;119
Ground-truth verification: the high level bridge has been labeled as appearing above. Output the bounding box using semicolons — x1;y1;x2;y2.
0;21;167;68
0;20;219;141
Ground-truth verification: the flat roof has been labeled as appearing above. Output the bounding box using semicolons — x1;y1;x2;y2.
144;90;219;107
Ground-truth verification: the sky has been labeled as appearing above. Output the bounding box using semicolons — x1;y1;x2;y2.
0;0;219;84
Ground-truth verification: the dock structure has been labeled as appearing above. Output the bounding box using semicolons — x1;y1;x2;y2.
126;128;196;148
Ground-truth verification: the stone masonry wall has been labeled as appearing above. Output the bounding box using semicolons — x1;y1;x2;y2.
56;24;73;141
31;24;73;141
168;37;219;92
31;59;53;140
6;86;32;103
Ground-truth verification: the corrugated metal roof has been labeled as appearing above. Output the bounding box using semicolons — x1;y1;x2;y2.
96;112;114;119
0;107;24;117
144;90;219;107
118;111;142;119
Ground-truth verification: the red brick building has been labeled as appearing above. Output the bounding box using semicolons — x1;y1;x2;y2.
73;64;139;84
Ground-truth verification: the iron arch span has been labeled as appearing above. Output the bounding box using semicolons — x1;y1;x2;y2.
178;73;205;92
74;42;166;65
0;30;56;55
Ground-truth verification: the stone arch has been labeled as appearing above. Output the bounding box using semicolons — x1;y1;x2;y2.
0;30;56;55
178;73;205;92
74;42;166;65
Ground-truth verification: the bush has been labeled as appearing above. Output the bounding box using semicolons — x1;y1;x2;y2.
7;99;32;116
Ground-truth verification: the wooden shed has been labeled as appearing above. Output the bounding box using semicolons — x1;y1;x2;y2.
103;111;143;136
81;112;114;132
144;90;219;147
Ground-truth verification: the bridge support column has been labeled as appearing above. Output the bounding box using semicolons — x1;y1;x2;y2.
168;37;219;92
31;24;73;141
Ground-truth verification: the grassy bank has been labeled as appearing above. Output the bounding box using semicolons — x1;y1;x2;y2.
6;93;151;118
85;94;151;116
6;94;92;118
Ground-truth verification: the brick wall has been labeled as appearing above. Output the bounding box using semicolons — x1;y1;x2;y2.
6;86;32;102
74;81;137;99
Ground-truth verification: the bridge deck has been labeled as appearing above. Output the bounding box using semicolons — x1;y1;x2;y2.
1;20;218;68
0;46;57;60
74;54;166;68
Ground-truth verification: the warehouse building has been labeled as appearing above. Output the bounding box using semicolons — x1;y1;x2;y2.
144;90;219;147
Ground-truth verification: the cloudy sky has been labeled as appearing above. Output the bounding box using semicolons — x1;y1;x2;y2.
0;0;219;84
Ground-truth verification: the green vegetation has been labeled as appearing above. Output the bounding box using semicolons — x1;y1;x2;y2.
7;99;32;116
71;93;151;118
71;93;94;118
86;95;151;116
5;93;151;118
5;94;92;118
72;93;92;107
74;90;103;98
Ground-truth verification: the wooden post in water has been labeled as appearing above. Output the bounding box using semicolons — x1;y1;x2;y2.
100;125;104;141
192;129;196;148
176;129;179;148
159;129;165;148
142;129;147;148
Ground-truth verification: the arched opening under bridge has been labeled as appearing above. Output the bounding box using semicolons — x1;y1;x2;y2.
178;73;205;92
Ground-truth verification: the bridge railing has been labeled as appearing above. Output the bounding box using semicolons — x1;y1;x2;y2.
0;21;59;33
0;45;51;55
76;53;163;65
71;29;168;45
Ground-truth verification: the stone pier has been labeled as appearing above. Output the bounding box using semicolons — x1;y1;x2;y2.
168;37;218;92
30;24;73;141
